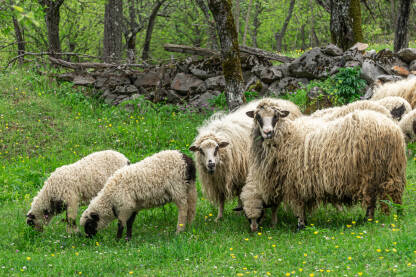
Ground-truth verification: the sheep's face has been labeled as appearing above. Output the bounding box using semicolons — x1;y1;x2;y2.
246;106;289;139
189;139;229;174
26;211;44;231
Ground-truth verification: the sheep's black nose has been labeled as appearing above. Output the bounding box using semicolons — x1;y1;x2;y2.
208;162;215;169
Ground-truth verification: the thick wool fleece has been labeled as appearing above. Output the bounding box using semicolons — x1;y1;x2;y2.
399;109;416;143
27;150;129;232
371;78;416;108
80;150;196;238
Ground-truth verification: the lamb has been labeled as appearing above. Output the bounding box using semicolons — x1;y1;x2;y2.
190;98;301;221
371;78;416;108
311;98;411;121
242;99;406;232
26;150;130;233
399;109;416;143
80;150;197;240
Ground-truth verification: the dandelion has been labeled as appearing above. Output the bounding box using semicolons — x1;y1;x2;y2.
268;237;272;240
391;224;396;228
304;253;307;257
237;273;244;276
179;224;184;227
299;268;303;272
230;248;233;251
75;252;79;256
346;225;352;228
379;256;384;260
408;263;412;266
244;238;249;241
348;257;352;260
253;255;258;259
209;213;213;217
258;232;262;236
272;244;276;248
326;270;331;272
393;248;397;253
266;272;271;276
309;273;314;277
51;254;55;257
243;268;247;270
285;273;290;276
376;249;382;253
319;269;324;272
393;242;397;245
358;272;363;276
352;221;356;225
129;271;133;275
335;245;339;248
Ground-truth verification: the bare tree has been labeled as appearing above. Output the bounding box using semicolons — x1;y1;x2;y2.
234;0;240;37
142;0;168;61
242;0;253;46
123;0;146;63
195;0;218;49
309;0;320;47
394;0;413;52
103;0;123;62
9;0;25;63
251;0;264;48
329;0;354;50
38;0;65;57
208;0;245;110
274;0;296;52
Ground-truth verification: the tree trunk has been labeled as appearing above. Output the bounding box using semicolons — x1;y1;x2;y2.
39;0;64;57
9;0;25;63
234;0;240;38
126;0;138;63
103;0;123;62
274;0;296;52
242;0;253;46
394;0;412;52
329;0;354;50
309;0;320;47
349;0;363;42
208;0;245;110
142;0;166;61
195;0;219;49
300;24;306;50
391;0;396;33
251;1;263;48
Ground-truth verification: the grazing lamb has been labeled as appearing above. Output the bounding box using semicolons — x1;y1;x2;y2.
243;99;406;232
399;109;416;143
80;150;196;240
311;98;411;121
371;78;416;108
190;98;301;221
26;150;130;233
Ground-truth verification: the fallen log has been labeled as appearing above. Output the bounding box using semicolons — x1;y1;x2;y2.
48;56;149;70
163;43;294;63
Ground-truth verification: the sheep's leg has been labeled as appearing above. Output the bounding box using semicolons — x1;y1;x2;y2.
271;205;278;227
215;196;225;222
116;220;124;240
365;195;377;220
116;210;133;240
65;201;79;234
125;212;137;241
176;200;188;234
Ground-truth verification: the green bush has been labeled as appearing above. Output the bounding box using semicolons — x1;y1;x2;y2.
209;91;259;110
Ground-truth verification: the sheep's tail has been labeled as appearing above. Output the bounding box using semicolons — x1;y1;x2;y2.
186;184;197;223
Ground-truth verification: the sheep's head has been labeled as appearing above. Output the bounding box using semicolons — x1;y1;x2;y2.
246;103;289;140
80;208;102;238
399;110;416;143
26;198;61;231
189;138;229;174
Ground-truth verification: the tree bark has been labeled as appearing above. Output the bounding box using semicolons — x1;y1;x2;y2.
349;0;363;42
329;0;354;50
10;0;25;63
234;0;240;38
394;0;412;52
274;0;296;52
251;1;263;48
391;0;396;32
208;0;245;110
242;0;253;46
38;0;64;57
142;0;167;61
103;0;123;62
309;0;320;47
194;0;219;49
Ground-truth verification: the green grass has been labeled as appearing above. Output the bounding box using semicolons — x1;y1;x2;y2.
1;67;416;276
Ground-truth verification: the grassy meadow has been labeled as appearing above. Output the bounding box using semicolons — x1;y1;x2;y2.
1;67;416;276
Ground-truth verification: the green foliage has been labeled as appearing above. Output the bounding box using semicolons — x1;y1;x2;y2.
331;67;367;104
209;91;259;110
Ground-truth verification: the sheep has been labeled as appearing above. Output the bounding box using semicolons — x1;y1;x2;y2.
371;78;416;108
80;150;197;240
190;98;301;221
26;150;130;233
311;98;411;122
243;99;406;232
399;109;416;143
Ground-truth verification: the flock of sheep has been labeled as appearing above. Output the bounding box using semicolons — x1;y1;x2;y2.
26;77;416;240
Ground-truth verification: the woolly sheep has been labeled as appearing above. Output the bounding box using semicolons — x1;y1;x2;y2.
311;98;411;121
190;98;301;221
371;78;416;108
26;150;130;233
80;150;196;240
399;109;416;143
243;99;406;232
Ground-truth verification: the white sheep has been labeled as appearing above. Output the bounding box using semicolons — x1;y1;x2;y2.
374;97;412;121
26;150;130;233
190;98;301;221
371;78;416;108
242;99;406;232
80;150;197;240
399;109;416;143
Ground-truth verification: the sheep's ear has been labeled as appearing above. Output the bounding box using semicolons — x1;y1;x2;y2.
278;110;290;118
90;212;99;221
246;111;255;118
218;142;229;148
189;145;199;152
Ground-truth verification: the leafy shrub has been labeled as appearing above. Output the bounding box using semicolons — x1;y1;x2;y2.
331;67;367;104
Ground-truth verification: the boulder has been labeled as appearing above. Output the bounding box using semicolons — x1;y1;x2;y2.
363;49;377;59
268;77;308;96
288;47;343;79
259;66;283;84
113;85;139;95
73;75;95;86
360;59;386;83
171;73;204;95
391;66;410;77
189;91;219;109
376;75;402;83
165;90;182;103
397;48;416;63
101;89;118;105
410;60;416;71
350;42;369;52
205;75;226;91
375;49;407;68
134;71;160;87
321;44;343;56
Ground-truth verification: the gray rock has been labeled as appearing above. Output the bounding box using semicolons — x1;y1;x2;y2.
410;60;416;71
73;75;95;86
134;71;160;87
362;86;375;100
251;64;267;78
272;64;290;77
259;67;283;84
375;48;407;68
321;44;343;56
268;77;308;96
360;59;386;83
288;47;343;79
171;73;203;95
102;89;118;105
350;42;369;52
205;75;226;91
376;75;402;83
397;48;416;63
345;61;361;68
189;66;216;80
194;82;208;95
190;91;218;109
165;90;182;103
113;85;138;95
95;77;107;88
106;75;131;87
126;85;139;95
342;49;364;64
363;49;377;59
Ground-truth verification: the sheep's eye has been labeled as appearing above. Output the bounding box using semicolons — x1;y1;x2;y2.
214;146;219;156
199;149;205;156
